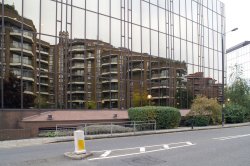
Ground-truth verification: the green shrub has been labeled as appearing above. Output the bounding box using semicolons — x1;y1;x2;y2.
188;95;222;125
185;116;210;126
224;104;246;123
128;106;181;129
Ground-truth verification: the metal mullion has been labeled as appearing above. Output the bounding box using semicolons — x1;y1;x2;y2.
38;0;42;109
97;0;100;109
128;0;133;108
157;0;160;106
165;0;168;106
55;0;58;108
140;0;143;106
149;0;152;101
65;0;69;109
1;0;5;108
69;0;73;109
21;0;24;109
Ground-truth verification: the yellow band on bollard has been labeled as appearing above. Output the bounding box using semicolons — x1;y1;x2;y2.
78;140;85;151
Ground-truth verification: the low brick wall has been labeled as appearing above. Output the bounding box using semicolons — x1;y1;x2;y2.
0;129;33;141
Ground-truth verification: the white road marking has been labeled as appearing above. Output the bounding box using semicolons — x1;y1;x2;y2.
163;144;169;149
91;141;190;153
186;142;194;145
213;134;250;141
140;147;145;153
100;150;111;157
88;141;195;161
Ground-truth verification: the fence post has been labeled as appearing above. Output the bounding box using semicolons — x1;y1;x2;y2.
84;123;87;135
111;122;113;136
133;121;136;134
154;120;156;132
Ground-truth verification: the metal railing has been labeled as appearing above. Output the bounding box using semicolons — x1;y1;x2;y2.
54;121;156;137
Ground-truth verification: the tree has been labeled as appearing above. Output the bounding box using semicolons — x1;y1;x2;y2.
34;96;49;109
226;64;250;108
86;101;97;109
132;89;148;107
175;88;193;109
188;95;222;124
0;73;35;108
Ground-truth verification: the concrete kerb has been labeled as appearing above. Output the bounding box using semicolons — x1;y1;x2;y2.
0;122;250;149
64;152;93;160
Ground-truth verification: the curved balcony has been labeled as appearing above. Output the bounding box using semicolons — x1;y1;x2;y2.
38;91;49;95
24;90;34;95
101;54;118;58
10;29;34;42
36;68;48;72
149;85;169;89
10;62;34;70
102;98;119;102
69;46;89;52
67;91;85;94
37;82;49;86
68;81;85;85
101;61;118;66
152;96;169;99
151;74;169;80
72;64;85;69
102;79;118;83
16;76;34;82
36;50;49;55
101;71;118;75
36;59;49;64
130;68;144;72
102;89;119;93
72;55;85;61
68;100;86;103
10;47;33;56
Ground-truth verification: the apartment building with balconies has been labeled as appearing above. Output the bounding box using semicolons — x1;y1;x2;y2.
0;5;36;96
149;57;187;106
36;39;50;103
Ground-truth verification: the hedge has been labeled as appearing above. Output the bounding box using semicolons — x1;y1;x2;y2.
128;106;181;129
184;116;210;126
224;104;246;123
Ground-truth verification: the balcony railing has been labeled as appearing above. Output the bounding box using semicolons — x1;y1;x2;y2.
12;28;33;38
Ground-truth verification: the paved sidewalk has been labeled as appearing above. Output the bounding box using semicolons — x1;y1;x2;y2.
0;122;250;149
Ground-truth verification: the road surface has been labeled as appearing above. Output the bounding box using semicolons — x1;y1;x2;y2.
0;126;250;166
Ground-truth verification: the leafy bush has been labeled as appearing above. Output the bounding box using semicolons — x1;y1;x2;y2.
224;104;246;123
128;106;181;129
188;95;222;125
185;116;210;126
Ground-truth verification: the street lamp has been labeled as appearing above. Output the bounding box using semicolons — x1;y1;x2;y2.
147;94;152;106
221;27;238;127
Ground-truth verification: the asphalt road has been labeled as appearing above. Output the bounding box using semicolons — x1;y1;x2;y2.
1;126;250;166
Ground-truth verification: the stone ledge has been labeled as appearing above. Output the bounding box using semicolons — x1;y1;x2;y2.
64;152;93;160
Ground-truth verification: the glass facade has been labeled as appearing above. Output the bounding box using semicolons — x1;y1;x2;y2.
227;41;250;86
0;0;225;109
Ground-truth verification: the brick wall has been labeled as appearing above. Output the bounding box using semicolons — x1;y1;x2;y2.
0;129;33;141
0;109;50;129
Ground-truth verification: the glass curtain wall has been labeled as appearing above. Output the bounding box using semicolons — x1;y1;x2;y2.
0;0;225;109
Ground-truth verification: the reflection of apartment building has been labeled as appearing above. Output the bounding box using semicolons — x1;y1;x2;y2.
0;6;36;96
227;41;250;86
36;39;50;102
0;5;51;107
149;57;187;106
186;72;222;100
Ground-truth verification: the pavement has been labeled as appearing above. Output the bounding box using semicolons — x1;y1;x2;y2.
0;122;250;149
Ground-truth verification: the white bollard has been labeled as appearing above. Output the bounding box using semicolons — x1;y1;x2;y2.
74;130;86;154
